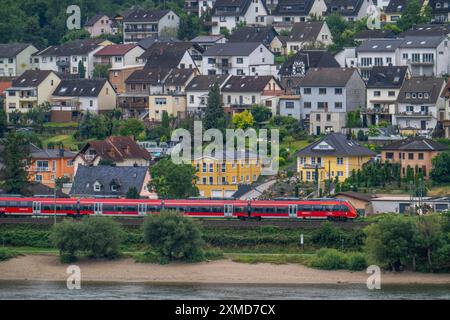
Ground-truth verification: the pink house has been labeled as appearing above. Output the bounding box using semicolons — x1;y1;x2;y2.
84;14;114;38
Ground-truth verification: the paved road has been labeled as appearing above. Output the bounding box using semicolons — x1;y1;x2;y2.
239;179;277;200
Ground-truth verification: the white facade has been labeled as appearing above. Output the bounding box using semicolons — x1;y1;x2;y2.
285;22;333;53
94;46;145;69
272;0;327;25
123;11;180;43
0;45;38;77
279;97;302;119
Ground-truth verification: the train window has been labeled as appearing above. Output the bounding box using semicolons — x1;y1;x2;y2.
147;206;160;212
115;206;124;212
312;205;324;211
43;204;53;211
63;205;74;211
8;201;18;207
103;205;115;212
212;207;223;213
234;207;244;213
81;205;92;211
298;205;312;211
19;201;30;208
276;207;287;213
126;206;137;212
253;207;264;213
265;207;275;213
323;205;333;211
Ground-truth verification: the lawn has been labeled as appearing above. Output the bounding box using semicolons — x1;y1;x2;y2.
427;185;450;196
43;122;78;128
40;134;81;151
280;139;310;170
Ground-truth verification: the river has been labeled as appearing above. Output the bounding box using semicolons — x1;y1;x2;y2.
0;281;449;299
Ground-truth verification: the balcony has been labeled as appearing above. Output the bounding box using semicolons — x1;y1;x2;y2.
407;59;434;65
32;167;50;172
302;163;325;169
396;111;432;117
124;25;158;33
216;62;232;68
118;97;148;110
365;106;391;114
56;60;70;67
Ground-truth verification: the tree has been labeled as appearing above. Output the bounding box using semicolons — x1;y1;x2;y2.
142;210;204;262
0;108;7;138
0;131;31;195
397;0;432;31
430;152;450;184
149;159;199;199
78;60;86;79
119;118;145;139
61;29;90;43
126;187;140;199
250;105;271;123
93;63;110;78
203;83;226;131
364;216;419;271
232;110;254;129
161;110;170;129
178;13;200;40
346;109;361;128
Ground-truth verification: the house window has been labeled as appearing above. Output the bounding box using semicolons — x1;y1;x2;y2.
326;114;331;122
111;185;118;192
337;171;343;177
236;57;243;64
335;88;342;95
94;183;101;192
209;163;214;172
209;177;214;185
285;101;294;109
388;91;395;97
189;95;194;103
155;98;167;105
317;102;327;109
304;102;311;108
316;114;321;121
202;163;206;172
408;153;414;160
306;171;311;180
208;58;216;64
386;152;394;159
337;157;343;165
89;100;93;107
374;91;381;97
35;175;42;182
303;88;311;94
334;102;343;109
418;153;424;160
319;88;327;95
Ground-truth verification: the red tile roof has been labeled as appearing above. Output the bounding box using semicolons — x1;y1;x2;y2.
0;78;13;96
94;44;138;56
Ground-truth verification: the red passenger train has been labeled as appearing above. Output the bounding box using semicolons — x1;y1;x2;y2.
0;197;358;221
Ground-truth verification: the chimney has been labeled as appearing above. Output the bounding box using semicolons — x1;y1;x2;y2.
59;145;64;158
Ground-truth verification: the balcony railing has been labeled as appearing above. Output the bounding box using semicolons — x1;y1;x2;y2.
302;163;325;169
397;111;432;117
56;60;70;67
216;62;232;68
407;59;434;65
32;167;50;172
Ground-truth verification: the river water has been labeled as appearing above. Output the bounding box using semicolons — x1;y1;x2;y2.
0;281;449;299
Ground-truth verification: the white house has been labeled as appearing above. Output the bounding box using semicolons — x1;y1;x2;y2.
283;21;333;53
211;0;269;35
0;43;38;77
202;42;275;76
272;0;327;28
34;39;107;79
325;0;374;22
185;74;230;112
94;44;145;69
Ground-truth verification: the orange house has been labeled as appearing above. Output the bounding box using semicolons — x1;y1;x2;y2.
27;144;77;188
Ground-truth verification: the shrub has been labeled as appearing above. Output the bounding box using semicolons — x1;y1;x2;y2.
142;210;204;262
310;248;348;270
134;251;167;264
347;252;367;271
0;247;20;261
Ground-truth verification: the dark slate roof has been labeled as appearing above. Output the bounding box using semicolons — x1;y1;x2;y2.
125;67;170;85
273;0;316;16
36;39;104;56
137;36;180;50
11;70;53;88
185;74;230;91
429;0;450;14
84;14;108;27
356;39;404;52
204;42;263;56
279;50;340;76
397;77;446;104
29;144;77;159
297;133;377;157
229;26;277;44
399;36;446;48
222;75;279;92
191;35;225;43
140;42;202;68
123;8;171;22
325;0;365;16
164;68;196;86
286;22;325;42
399;24;450;37
354;29;396;40
0;43;32;58
30;182;69;198
212;0;253;16
53;79;110;97
381;137;449;151
70;165;148;197
366;66;408;89
385;0;409;13
297;68;358;87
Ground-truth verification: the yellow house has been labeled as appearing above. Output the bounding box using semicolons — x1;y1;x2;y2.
192;150;262;198
148;94;186;121
297;133;376;183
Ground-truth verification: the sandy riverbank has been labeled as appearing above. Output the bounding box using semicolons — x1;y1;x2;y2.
0;255;449;285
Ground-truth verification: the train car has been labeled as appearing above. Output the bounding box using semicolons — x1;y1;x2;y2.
0;197;357;220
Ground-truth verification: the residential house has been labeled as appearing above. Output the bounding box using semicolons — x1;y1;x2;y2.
139;42;203;71
335;191;374;215
0;77;13;108
84;14;114;37
70;165;155;199
123;8;180;43
202;42;275;76
442;79;450;138
380;137;448;179
364;66;409;126
4;70;61;120
211;0;269;35
280;21;333;54
334;47;357;68
296;132;376;182
109;65;144;93
371;196;450;214
429;1;450;23
355;39;403;80
94;44;145;69
297;68;366;135
34;39;109;78
193;150;262;198
383;0;408;23
399;24;450;38
73;136;152;173
278;95;302;119
185;74;230;113
221;75;284;114
394;76;447;136
185;0;216;16
228;26;278;47
278;49;340;92
27;144;77;188
191;35;226;51
50;79;116;122
354;29;396;43
0;43;38;77
325;0;374;22
398;36;450;77
137;35;180;50
271;0;327;28
148;68;198;121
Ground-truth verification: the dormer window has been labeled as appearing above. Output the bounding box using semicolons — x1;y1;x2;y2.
411;93;417;99
94;182;101;192
111;185;117;192
424;93;429;99
406;93;411;99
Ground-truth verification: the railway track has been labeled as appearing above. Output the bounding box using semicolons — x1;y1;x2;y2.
0;217;370;229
